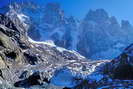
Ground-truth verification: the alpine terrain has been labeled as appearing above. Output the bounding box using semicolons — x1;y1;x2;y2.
0;1;133;89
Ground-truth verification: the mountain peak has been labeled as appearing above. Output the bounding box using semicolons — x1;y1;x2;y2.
85;9;109;23
45;3;60;10
121;20;132;29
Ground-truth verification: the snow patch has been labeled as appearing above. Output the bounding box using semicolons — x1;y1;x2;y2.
17;13;28;22
28;37;56;47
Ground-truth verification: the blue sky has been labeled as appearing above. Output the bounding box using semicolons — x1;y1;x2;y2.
0;0;133;24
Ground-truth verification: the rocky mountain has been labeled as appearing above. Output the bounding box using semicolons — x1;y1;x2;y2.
0;1;133;89
0;8;133;89
77;9;133;59
4;2;133;60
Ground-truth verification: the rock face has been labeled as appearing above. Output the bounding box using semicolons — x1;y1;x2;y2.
0;14;28;65
4;2;133;60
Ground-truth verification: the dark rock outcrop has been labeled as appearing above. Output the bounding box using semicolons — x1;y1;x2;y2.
104;44;133;80
14;72;42;88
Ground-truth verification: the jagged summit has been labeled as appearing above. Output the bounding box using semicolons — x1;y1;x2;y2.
121;20;132;29
85;9;109;23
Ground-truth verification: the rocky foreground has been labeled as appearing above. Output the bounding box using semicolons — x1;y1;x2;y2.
0;13;133;89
